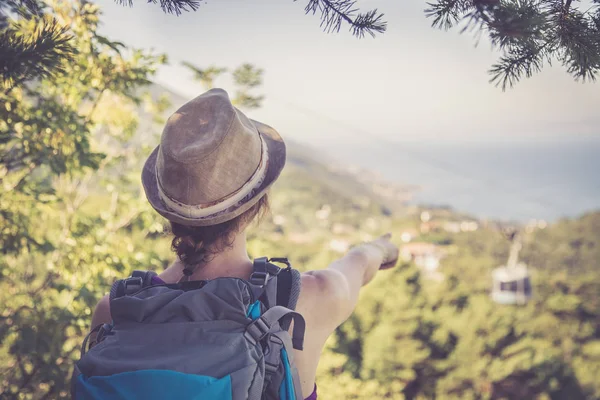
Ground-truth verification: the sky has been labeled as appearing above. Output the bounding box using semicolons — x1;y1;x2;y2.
94;0;600;146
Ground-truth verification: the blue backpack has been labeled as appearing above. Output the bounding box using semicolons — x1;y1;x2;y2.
72;257;305;400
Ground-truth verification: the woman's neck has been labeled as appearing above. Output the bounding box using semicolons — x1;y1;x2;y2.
178;230;253;281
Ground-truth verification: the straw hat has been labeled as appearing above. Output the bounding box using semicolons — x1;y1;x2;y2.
141;88;285;226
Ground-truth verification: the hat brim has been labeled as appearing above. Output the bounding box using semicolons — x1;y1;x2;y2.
141;119;285;227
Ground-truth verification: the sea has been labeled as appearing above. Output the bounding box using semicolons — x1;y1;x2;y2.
328;137;600;222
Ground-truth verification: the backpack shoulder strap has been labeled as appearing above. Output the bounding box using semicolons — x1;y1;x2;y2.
249;257;305;400
250;257;301;312
276;266;301;310
109;270;158;301
244;305;305;351
274;265;302;331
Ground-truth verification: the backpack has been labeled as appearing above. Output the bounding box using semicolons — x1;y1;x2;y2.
72;257;305;400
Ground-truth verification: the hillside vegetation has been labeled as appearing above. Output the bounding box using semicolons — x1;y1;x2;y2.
253;163;600;400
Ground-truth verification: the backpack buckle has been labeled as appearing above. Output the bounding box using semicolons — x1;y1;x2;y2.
265;360;278;374
249;271;269;287
124;276;143;295
269;257;291;268
244;316;271;345
96;323;114;344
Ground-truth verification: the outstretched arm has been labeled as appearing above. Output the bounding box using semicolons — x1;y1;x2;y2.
298;234;399;334
292;234;399;393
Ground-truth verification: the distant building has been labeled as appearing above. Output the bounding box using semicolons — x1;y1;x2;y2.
443;222;461;233
400;229;419;243
460;221;479;232
365;217;378;231
288;232;312;244
443;220;478;233
420;221;441;234
401;242;446;272
316;205;331;220
420;211;431;222
332;223;354;235
525;219;548;233
273;215;287;226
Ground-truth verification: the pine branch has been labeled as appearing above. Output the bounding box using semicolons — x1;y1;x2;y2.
489;44;545;90
553;3;600;81
426;0;600;88
351;9;387;38
0;16;75;90
115;0;201;15
564;0;574;13
303;0;387;38
557;10;600;81
1;0;44;18
116;0;386;37
425;0;470;30
486;1;547;49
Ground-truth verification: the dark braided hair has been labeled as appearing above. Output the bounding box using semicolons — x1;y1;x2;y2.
170;194;270;280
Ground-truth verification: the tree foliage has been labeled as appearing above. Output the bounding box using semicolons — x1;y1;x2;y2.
0;1;168;397
426;0;600;89
181;61;265;109
0;0;75;90
232;64;265;109
180;62;227;89
303;212;600;400
254;149;600;400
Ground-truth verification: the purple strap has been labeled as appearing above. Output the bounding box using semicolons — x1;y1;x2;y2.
150;275;165;285
304;385;318;400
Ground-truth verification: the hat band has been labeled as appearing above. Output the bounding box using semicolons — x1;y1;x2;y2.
156;135;269;219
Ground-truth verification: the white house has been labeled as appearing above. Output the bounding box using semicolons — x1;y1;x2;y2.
401;242;446;272
315;205;331;220
273;215;286;226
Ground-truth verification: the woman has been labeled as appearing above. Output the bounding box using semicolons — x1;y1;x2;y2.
90;89;399;399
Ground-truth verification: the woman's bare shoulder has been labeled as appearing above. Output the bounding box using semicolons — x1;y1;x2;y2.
91;294;111;331
296;270;352;333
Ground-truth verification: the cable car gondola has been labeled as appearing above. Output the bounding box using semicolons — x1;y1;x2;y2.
491;229;532;305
